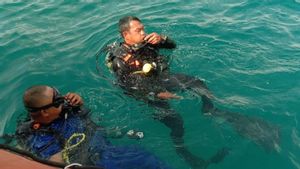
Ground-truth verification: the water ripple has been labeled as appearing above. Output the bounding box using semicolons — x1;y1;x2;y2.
1;1;300;169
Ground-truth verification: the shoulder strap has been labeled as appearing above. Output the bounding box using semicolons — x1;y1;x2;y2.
107;42;128;59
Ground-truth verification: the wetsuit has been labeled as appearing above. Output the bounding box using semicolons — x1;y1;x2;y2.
16;105;172;169
106;37;225;169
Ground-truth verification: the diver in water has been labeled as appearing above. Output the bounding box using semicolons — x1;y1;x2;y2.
105;16;280;154
16;85;173;169
104;16;228;169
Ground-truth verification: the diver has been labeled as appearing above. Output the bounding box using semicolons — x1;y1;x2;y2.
104;16;228;169
16;85;173;169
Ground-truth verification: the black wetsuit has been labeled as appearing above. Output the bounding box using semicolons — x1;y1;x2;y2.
106;37;226;169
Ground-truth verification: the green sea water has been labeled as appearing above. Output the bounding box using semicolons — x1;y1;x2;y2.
1;0;300;169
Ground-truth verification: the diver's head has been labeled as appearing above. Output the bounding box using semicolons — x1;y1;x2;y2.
23;85;64;124
119;16;146;45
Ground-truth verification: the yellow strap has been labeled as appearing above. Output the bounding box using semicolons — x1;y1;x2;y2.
62;133;86;164
132;70;145;74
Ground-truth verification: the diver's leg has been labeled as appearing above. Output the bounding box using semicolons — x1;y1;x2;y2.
99;145;173;169
161;73;213;98
147;100;228;169
147;100;185;140
162;75;280;152
160;73;216;115
157;110;210;169
201;95;215;115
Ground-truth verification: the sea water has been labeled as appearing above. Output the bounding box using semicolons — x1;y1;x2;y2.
1;1;300;169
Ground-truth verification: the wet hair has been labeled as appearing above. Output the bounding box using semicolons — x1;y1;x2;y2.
23;85;50;109
118;16;141;36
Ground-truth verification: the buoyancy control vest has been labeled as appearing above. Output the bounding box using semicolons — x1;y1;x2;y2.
105;42;168;76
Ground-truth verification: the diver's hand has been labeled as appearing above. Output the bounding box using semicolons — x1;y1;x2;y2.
65;93;83;106
157;91;182;100
144;33;162;45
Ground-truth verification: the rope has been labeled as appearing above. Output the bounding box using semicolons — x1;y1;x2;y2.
62;133;86;164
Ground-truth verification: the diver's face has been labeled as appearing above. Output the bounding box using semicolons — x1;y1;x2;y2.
123;20;146;45
37;87;63;124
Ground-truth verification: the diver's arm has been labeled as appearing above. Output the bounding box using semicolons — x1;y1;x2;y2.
144;33;176;49
157;35;176;49
64;93;84;106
